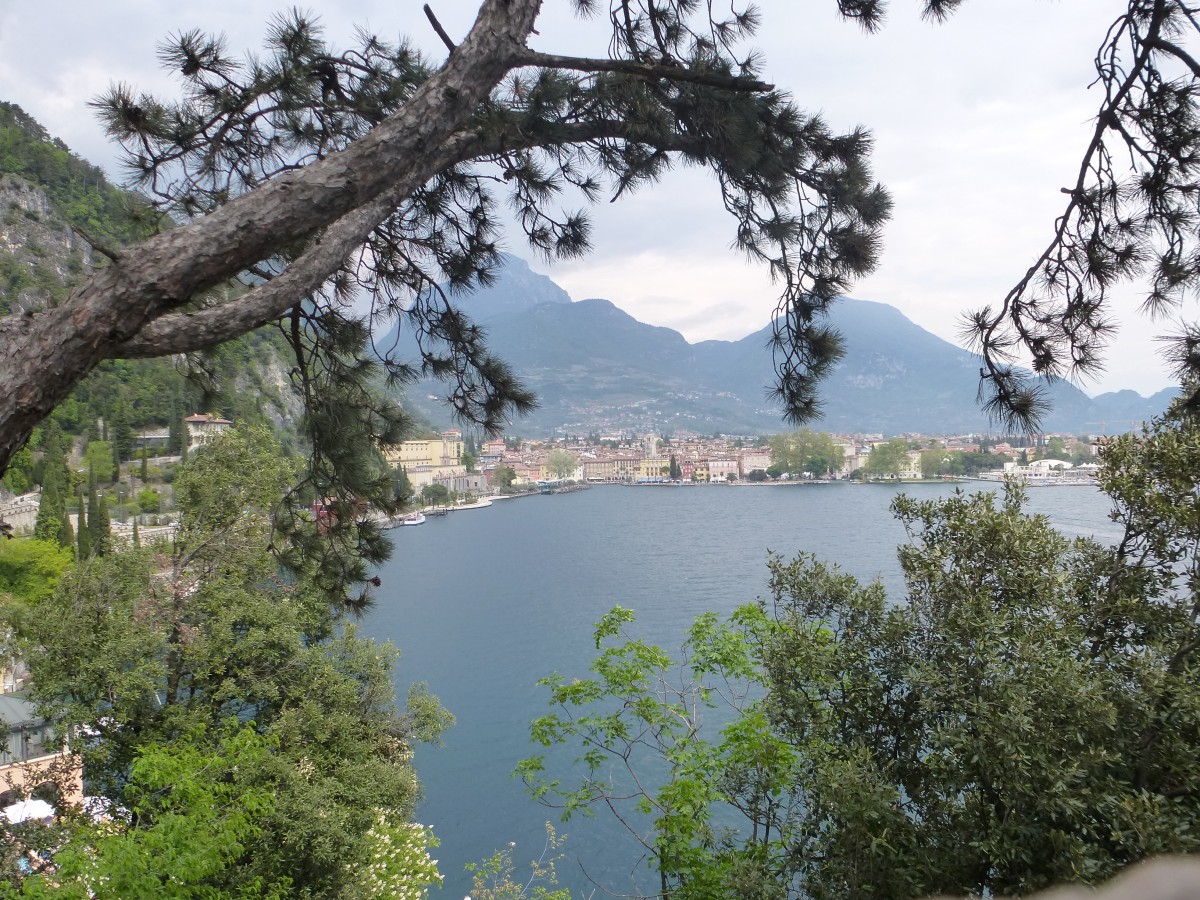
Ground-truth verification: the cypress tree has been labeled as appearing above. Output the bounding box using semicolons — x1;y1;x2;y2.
112;399;134;465
34;473;61;543
90;490;111;557
140;448;148;484
77;489;90;558
34;427;68;545
132;515;140;548
57;512;74;552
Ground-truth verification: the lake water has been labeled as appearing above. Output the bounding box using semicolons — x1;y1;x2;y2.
362;482;1119;898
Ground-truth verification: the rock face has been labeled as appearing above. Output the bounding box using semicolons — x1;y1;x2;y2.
0;173;95;314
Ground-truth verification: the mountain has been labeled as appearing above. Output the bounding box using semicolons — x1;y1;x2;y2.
386;257;1176;436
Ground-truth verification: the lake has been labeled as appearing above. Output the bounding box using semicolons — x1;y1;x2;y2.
362;482;1119;898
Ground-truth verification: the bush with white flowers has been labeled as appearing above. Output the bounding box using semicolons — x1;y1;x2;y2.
359;812;443;899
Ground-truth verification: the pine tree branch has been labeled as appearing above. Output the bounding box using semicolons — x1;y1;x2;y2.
112;120;708;358
515;49;773;92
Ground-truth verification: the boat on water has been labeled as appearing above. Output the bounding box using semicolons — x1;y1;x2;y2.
400;512;426;526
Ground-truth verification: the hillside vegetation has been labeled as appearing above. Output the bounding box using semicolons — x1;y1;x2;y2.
0;103;299;461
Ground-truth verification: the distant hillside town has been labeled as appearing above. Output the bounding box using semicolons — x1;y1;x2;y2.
380;426;1106;498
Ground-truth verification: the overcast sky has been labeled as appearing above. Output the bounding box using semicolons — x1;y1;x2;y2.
0;0;1180;396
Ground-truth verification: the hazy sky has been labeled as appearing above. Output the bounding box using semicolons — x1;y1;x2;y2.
0;0;1180;396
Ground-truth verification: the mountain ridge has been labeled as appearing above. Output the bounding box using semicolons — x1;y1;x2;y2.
385;256;1177;436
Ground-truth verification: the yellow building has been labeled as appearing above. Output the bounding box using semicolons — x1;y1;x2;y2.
382;431;466;490
382;431;464;469
612;455;641;482
637;457;670;481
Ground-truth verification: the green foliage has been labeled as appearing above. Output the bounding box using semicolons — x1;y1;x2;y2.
14;725;284;900
768;429;840;476
82;441;112;485
33;427;69;547
0;102;156;247
391;467;415;506
522;604;790;898
0;539;72;603
531;411;1200;898
420;483;451;506
75;496;89;559
465;823;572;900
86;486;109;557
863;437;909;478
493;465;517;490
110;399;133;463
2;448;32;495
135;488;160;514
7;425;451;898
357;817;442;900
544;450;577;481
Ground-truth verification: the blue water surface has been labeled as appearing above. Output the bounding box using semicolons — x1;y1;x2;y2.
363;482;1117;898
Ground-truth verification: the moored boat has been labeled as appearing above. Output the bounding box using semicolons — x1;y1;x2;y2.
401;512;426;526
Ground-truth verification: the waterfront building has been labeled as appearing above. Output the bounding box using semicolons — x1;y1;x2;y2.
581;458;616;482
382;432;464;469
739;449;771;476
612;455;641;482
637;457;670;481
709;458;739;482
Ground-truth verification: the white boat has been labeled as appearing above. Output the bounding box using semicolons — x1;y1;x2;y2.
400;512;426;526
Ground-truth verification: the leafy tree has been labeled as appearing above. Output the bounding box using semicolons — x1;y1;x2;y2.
493;465;516;490
421;483;452;506
13;725;283;900
135;488;160;515
768;429;840;476
746;468;768;482
166;411;183;457
919;447;964;478
545;450;577;481
465;823;571;900
83;441;113;486
959;449;1012;475
7;425;452;897
75;490;89;559
863;437;909;478
110;399;133;466
0;538;72;603
2;448;32;495
463;451;478;473
528;409;1200;898
86;485;110;557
